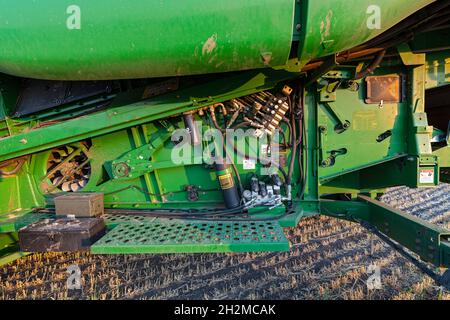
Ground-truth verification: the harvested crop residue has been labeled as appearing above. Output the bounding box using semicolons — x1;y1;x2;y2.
1;185;449;300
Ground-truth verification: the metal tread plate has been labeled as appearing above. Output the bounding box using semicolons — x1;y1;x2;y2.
0;209;303;233
103;213;156;228
0;212;150;233
91;219;289;254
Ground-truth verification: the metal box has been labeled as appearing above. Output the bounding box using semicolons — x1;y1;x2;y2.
54;193;104;217
19;218;106;252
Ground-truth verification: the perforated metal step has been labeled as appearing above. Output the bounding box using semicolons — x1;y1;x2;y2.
91;219;289;254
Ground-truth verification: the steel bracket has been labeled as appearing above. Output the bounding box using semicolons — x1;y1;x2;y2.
397;43;426;66
108;130;173;180
305;54;338;87
320;195;450;268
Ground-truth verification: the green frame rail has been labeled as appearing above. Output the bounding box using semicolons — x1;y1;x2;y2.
321;195;450;268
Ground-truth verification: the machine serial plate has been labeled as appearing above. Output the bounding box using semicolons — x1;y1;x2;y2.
365;75;401;104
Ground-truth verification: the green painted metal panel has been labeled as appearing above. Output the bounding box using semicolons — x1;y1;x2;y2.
316;66;410;184
297;0;435;64
0;161;44;216
91;219;289;254
0;251;28;267
0;0;437;80
0;0;294;80
0;233;27;267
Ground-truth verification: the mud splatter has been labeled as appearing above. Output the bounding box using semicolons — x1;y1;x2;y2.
202;34;217;56
320;10;334;43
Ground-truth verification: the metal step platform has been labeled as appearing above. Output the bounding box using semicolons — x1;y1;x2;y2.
0;210;292;255
91;219;290;254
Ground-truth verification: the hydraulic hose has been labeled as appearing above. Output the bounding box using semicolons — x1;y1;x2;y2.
209;106;244;194
354;49;386;80
286;96;297;185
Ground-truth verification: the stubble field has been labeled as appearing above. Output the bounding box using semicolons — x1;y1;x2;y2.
1;184;450;300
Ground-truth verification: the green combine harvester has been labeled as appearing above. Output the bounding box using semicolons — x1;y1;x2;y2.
0;0;449;270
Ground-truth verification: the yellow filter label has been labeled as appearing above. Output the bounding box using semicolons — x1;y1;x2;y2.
218;173;234;190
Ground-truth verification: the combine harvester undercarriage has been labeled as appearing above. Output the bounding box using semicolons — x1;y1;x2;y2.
0;0;449;274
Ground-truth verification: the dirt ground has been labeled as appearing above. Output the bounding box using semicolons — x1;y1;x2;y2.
1;184;450;300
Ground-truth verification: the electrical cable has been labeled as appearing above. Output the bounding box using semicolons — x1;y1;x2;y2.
102;201;296;222
286;95;297;186
298;87;307;200
103;185;220;197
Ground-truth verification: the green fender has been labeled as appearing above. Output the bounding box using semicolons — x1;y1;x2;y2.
298;0;435;63
0;0;295;80
0;0;437;80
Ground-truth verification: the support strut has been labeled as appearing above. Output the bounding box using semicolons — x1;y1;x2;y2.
321;195;450;268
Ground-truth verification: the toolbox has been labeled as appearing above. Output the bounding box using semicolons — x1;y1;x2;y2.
54;193;104;217
19;218;106;252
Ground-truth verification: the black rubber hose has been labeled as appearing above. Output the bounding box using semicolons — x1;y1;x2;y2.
297;89;307;200
354;49;386;80
286;96;297;185
209;107;244;194
281;117;293;147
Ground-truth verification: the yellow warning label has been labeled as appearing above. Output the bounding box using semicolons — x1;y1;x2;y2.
218;173;234;190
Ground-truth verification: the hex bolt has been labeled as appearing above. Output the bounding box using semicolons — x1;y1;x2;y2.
321;159;331;167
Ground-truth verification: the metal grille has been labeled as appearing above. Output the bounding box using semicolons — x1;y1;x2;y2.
103;213;154;226
91;219;289;254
